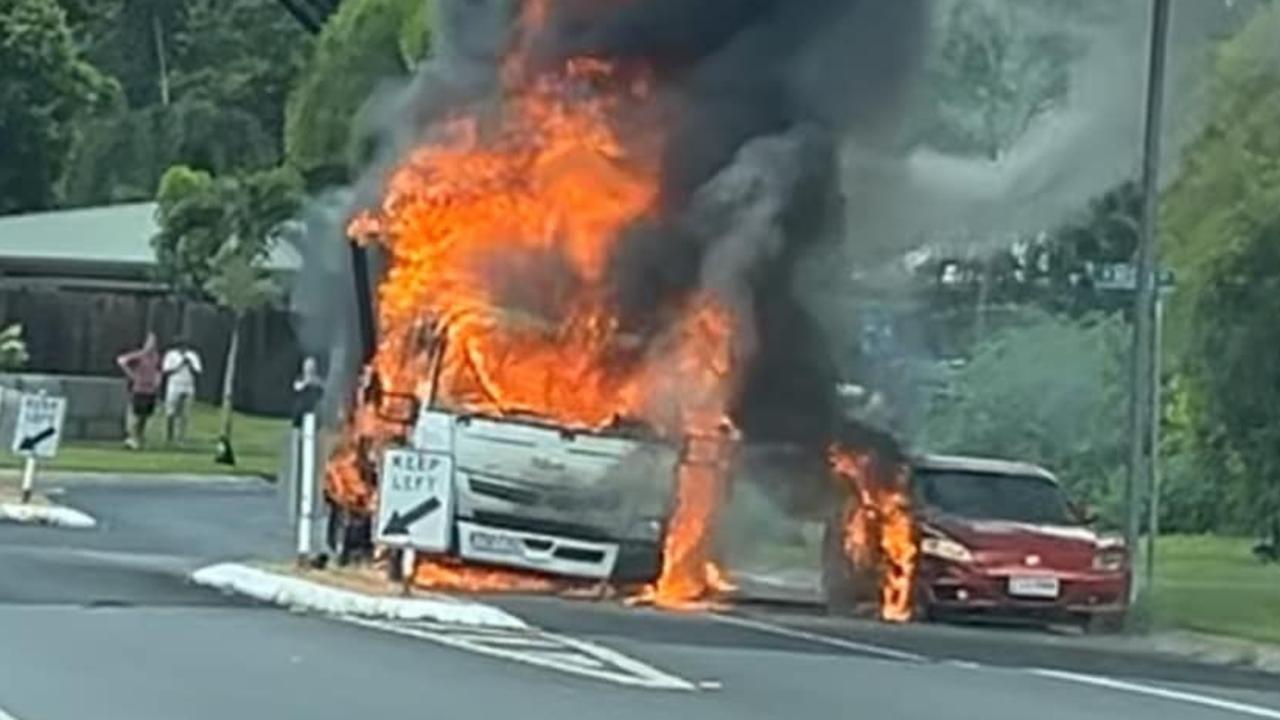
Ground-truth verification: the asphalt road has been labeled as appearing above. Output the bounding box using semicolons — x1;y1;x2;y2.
1;477;1278;720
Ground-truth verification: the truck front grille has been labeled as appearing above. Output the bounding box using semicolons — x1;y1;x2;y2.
471;511;614;542
468;478;541;505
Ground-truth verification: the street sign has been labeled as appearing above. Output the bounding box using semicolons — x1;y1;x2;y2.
10;394;67;459
374;448;454;552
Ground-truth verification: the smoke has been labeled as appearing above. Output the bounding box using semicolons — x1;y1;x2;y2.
534;0;929;443
294;0;933;438
833;2;1148;262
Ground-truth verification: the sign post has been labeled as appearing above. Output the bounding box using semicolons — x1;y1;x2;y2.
296;412;317;565
10;392;68;504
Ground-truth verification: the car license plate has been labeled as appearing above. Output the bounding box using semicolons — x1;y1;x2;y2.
1008;575;1060;598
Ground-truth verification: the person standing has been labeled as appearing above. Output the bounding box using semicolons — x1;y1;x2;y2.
162;337;203;444
291;356;324;427
116;332;161;450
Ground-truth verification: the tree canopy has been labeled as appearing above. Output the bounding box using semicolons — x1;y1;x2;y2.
1161;4;1280;541
284;0;432;186
152;163;303;298
920;310;1129;517
0;0;118;212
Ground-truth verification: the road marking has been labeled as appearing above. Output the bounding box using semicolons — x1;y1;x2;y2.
343;617;696;691
709;613;926;662
0;705;23;720
698;680;724;691
1031;669;1280;720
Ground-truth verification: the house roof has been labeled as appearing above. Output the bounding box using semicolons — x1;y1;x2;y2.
0;202;302;279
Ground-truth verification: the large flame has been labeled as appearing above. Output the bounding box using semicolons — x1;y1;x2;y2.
830;446;918;623
326;1;737;604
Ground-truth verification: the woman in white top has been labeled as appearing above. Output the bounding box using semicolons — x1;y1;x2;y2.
162;337;203;444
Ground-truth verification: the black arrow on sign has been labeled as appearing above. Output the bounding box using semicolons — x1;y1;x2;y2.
18;426;56;452
382;496;442;537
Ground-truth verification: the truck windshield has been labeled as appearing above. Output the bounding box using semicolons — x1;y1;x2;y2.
915;470;1076;525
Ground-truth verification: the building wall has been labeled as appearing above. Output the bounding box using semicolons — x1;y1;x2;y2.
0;286;302;416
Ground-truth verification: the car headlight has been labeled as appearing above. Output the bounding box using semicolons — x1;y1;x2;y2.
1093;548;1127;572
921;536;974;563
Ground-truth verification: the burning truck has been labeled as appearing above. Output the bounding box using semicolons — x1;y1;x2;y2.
307;0;928;613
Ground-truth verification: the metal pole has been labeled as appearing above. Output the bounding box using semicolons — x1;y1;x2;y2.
297;412;317;563
1127;0;1171;606
20;456;36;504
1144;291;1166;593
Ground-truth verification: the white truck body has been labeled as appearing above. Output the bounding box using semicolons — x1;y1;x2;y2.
410;410;678;581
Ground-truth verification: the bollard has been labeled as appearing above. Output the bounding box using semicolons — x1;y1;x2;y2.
20;455;36;504
400;548;416;596
296;412;317;565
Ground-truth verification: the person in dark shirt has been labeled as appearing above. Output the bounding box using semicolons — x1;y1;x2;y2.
292;357;324;427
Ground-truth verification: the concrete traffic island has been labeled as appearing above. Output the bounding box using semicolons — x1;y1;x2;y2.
189;562;528;629
0;481;96;529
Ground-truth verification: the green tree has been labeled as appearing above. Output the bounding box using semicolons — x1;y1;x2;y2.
918;0;1080;159
169;0;311;155
204;245;281;442
1162;5;1280;546
921;310;1130;519
0;0;118;212
64;98;275;205
285;0;431;185
152;163;302;449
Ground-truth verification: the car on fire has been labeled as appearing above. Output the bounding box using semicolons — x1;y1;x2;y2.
824;454;1130;631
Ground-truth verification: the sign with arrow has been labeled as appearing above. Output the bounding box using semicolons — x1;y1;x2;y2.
10;394;67;459
374;448;454;552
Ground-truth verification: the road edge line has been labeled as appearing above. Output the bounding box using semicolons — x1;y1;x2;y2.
709;613;926;662
189;562;527;630
1030;668;1280;720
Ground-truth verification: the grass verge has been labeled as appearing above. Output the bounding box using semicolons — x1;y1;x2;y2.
1154;534;1280;645
0;402;289;477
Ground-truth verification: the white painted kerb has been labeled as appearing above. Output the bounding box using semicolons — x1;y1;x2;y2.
0;503;96;529
190;562;528;630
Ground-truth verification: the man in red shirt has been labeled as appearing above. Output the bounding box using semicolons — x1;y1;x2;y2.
117;332;161;450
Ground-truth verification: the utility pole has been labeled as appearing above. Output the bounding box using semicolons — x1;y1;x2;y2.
1127;0;1171;609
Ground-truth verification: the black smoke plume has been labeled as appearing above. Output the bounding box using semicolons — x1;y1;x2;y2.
302;0;932;450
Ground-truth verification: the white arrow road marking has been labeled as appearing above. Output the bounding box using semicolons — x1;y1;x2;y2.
343;617;696;691
1031;669;1280;720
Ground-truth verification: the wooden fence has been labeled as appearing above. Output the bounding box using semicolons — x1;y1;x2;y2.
0;286;302;416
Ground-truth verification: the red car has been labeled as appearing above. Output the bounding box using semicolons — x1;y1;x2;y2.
916;455;1130;630
824;455;1130;631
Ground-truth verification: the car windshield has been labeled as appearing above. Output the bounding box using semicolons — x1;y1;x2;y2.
915;470;1076;525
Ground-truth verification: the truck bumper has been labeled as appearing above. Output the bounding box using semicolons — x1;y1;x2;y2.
456;520;621;580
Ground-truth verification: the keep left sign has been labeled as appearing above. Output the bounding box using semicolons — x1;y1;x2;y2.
11;394;67;459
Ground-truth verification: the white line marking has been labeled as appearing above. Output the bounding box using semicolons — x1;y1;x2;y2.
1031;669;1280;720
0;705;23;720
698;680;724;691
342;617;696;691
441;633;563;648
710;613;926;662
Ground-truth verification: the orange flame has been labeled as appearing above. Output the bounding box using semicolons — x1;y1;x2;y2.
413;558;560;594
830;446;918;623
325;1;740;602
